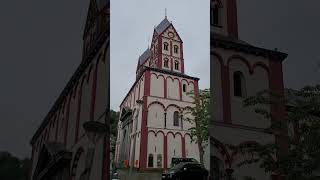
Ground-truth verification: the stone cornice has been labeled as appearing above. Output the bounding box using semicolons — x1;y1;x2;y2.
211;33;288;61
119;66;199;108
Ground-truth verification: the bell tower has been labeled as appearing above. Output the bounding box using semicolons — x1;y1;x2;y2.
136;16;185;79
211;0;238;38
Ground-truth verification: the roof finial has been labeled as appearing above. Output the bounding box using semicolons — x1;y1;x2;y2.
165;8;167;19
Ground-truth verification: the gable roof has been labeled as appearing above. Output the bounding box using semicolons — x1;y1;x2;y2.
138;48;151;65
155;18;171;34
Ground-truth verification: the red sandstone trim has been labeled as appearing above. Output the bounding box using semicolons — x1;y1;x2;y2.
222;65;232;123
180;42;184;73
138;81;141;100
139;70;151;170
74;76;86;144
55;111;60;141
179;80;182;100
64;96;71;145
181;136;186;158
164;77;167;98
227;0;238;38
269;56;288;168
90;60;99;121
164;135;168;169
158;36;163;68
170;41;173;56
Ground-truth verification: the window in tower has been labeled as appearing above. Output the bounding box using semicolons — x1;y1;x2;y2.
183;84;187;92
211;1;222;26
173;111;179;126
164;113;167;128
174;61;179;70
174;45;179;53
164;58;169;68
164;42;169;51
233;71;246;97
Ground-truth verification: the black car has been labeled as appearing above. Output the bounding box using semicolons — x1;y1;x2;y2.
171;158;199;167
162;162;209;180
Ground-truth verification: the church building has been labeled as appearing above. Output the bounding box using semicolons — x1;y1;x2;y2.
114;16;201;170
210;0;288;179
29;0;109;179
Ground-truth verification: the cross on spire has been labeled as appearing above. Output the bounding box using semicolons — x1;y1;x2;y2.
165;8;167;19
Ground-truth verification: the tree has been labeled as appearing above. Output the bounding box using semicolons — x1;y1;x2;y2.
110;110;119;154
0;152;31;180
229;85;320;180
183;88;210;165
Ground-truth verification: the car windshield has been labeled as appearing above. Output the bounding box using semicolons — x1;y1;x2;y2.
169;162;187;171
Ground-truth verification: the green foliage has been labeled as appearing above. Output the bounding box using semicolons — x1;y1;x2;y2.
110;110;119;154
0;152;31;180
183;88;210;164
231;85;320;180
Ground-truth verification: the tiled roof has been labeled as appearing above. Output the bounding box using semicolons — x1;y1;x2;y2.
138;48;151;65
155;18;171;34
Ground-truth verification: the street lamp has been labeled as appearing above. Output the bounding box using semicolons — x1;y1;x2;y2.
82;121;108;180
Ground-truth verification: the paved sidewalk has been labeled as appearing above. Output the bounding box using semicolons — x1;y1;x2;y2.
118;169;162;180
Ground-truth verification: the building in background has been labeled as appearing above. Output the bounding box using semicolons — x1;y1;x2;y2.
114;16;204;171
29;0;109;179
210;0;288;179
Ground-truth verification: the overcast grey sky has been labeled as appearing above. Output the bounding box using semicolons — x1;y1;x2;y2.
0;0;319;159
0;0;89;158
237;0;320;89
110;0;210;111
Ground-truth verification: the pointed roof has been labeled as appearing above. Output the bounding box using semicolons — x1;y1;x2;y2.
155;18;171;34
138;48;151;65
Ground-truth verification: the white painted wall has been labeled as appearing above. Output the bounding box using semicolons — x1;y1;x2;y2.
147;132;164;168
150;74;165;97
167;77;180;100
148;103;165;128
167;133;182;168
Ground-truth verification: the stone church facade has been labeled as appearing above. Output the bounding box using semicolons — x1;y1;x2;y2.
114;17;201;170
29;0;110;180
210;0;288;179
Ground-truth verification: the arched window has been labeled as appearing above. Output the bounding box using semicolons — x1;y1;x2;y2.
233;71;246;97
174;61;179;70
174;45;179;53
173;111;179;126
148;154;154;167
211;0;222;26
183;84;187;92
157;154;162;168
164;58;169;68
164;42;169;51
